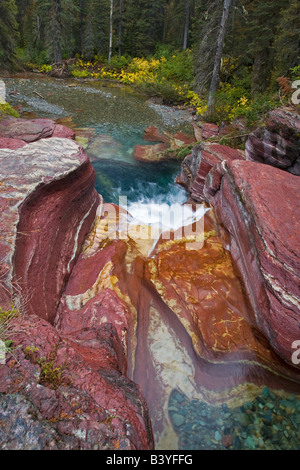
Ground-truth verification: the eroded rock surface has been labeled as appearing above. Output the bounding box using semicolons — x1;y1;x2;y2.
177;142;244;201
205;159;300;367
0;117;55;142
245;107;300;175
0;138;99;322
0;137;154;450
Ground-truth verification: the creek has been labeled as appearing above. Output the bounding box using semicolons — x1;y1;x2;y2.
4;75;300;451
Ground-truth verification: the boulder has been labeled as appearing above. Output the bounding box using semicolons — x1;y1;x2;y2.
0;138;99;322
204;159;300;368
245;107;300;175
201;122;219;140
173;131;196;147
86;134;122;161
0;137;26;150
0;117;55;142
52;124;75;140
134;126;196;163
177;142;244;201
134;143;170;162
143;126;169;144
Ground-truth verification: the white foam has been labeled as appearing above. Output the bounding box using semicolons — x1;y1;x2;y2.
127;201;208;233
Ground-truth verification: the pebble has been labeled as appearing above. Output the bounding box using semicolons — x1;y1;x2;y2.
172;413;184;427
237;413;251;427
245;436;255;450
168;388;300;451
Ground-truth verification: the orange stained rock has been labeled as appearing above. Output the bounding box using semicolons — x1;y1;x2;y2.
146;211;281;367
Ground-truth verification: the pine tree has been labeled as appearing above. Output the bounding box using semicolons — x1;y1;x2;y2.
273;0;300;79
37;0;78;63
183;0;191;50
123;0;166;56
194;0;224;94
93;0;110;57
0;0;19;69
242;0;287;96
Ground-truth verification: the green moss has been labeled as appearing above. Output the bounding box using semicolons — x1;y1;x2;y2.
176;143;194;160
38;355;65;389
25;345;69;390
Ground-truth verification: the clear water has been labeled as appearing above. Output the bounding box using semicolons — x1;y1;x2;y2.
4;76;300;451
4;76;190;207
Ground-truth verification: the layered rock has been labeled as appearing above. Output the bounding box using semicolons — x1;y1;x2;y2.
0;138;99;323
245;107;300;175
204;159;300;368
0;137;26;150
68;200;300;449
0;137;154;450
0;116;76;146
201;122;219;140
0;116;55;142
0;313;152;450
177;142;244;202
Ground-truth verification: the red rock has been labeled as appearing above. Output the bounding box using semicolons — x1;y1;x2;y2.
177;142;244;202
134;143;170;162
245;107;300;175
52;124;75;140
143;126;169;144
0;117;55;142
192;122;202;141
222;434;233;448
0;139;154;450
0;314;153;450
0;138;99;322
0;137;26;149
201;122;219;140
173;131;196;146
205;159;300;368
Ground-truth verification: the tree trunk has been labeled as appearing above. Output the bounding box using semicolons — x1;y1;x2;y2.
207;0;232;117
79;0;84;56
118;0;122;57
54;0;62;64
183;0;190;50
251;48;270;96
108;0;113;61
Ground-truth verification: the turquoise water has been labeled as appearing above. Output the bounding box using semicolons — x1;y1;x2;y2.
169;389;300;450
4;76;189;206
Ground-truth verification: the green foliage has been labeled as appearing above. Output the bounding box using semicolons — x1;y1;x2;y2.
70;67;90;78
272;0;300;79
105;54;130;71
290;66;300;82
0;0;19;69
25;346;67;390
37;355;65;389
157;50;194;84
0;102;20;118
0;303;20;355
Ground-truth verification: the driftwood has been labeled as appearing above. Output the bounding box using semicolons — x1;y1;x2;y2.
33;91;45;100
